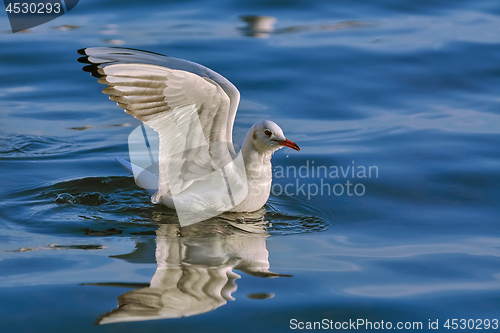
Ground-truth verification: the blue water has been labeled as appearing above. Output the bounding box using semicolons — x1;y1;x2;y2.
1;0;499;332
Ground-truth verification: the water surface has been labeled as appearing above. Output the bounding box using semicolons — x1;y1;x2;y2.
0;0;499;332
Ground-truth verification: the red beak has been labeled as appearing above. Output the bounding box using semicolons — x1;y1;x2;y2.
276;139;300;151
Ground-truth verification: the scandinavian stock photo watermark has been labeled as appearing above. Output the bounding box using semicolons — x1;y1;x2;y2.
127;115;378;226
267;160;378;200
3;0;79;32
289;318;499;330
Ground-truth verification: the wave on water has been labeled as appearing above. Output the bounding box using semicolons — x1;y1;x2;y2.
4;173;333;237
0;133;74;158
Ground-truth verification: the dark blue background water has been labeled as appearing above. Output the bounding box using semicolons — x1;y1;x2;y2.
1;0;499;332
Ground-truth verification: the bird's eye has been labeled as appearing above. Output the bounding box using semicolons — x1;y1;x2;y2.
264;130;272;137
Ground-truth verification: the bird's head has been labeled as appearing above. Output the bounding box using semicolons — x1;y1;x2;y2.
249;120;300;154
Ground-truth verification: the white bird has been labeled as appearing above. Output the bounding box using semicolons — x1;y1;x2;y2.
78;47;299;221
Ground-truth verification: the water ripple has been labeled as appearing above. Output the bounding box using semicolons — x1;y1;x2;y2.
2;175;332;237
0;133;74;158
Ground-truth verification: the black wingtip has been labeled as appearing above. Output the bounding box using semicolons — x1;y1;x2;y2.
77;56;91;64
77;48;104;78
82;64;104;78
81;64;93;72
76;46;171;79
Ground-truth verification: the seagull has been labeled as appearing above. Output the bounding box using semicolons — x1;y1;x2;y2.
78;47;299;221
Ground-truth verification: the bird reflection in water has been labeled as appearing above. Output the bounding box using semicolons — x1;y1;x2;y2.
92;210;291;325
239;15;277;38
239;15;369;38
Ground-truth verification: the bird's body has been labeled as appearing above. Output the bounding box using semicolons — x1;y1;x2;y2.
79;47;299;217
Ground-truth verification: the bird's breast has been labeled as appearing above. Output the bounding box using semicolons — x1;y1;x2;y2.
229;160;272;212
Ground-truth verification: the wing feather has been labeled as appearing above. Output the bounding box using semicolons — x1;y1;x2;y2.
79;48;240;204
79;47;240;145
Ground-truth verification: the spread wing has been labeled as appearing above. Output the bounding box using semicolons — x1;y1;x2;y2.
78;47;240;147
78;47;241;204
